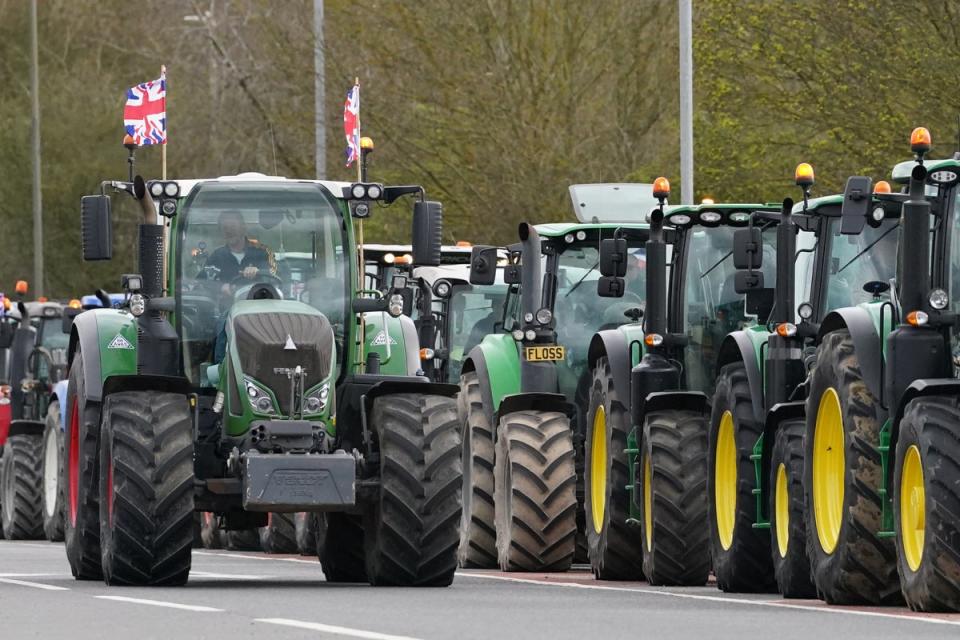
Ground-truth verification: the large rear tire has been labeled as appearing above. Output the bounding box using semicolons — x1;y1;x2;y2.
894;397;960;612
64;351;102;580
769;418;816;598
98;391;194;586
365;393;462;586
1;433;44;539
295;512;319;556
803;330;900;605
260;513;297;554
42;401;65;542
707;363;775;592
639;409;710;585
495;409;577;572
320;512;367;582
584;357;644;580
457;371;497;568
224;528;260;551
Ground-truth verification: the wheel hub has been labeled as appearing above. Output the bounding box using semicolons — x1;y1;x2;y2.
43;426;59;518
590;406;607;534
643;451;652;551
68;398;80;527
813;387;844;554
900;444;925;572
775;462;789;558
714;410;737;550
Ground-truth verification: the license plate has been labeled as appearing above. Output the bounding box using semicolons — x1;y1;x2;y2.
524;345;566;362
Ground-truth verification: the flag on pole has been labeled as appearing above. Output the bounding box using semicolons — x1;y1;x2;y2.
124;70;167;146
343;83;360;166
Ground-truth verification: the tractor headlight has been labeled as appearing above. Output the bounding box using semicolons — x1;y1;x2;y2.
797;302;814;320
304;383;330;415
352;184;367;199
700;211;722;224
669;214;691;226
535;308;552;325
576;230;587;241
524;329;537;341
367;184;383;200
871;207;885;223
149;182;164;197
163;182;180;197
388;294;404;317
129;293;146;317
160;200;178;217
929;288;949;310
512;329;524;341
564;234;574;243
244;377;277;415
524;312;534;323
729;212;750;224
432;279;452;298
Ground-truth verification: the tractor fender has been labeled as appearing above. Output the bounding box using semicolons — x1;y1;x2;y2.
398;315;421;376
716;329;767;424
495;392;575;424
759;400;807;503
101;374;193;399
818;307;883;403
362;378;460;419
51;380;69;432
889;378;960;469
69;308;139;403
462;334;520;416
8;420;44;438
588;329;632;412
642;390;710;418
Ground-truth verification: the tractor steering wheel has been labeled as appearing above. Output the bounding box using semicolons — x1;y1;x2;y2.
228;271;283;289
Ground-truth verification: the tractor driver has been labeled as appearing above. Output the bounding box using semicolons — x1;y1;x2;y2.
205;210;277;282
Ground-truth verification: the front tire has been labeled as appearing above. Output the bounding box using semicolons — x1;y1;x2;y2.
295;512;319;556
803;330;900;605
259;513;297;554
639;409;710;585
769;418;815;598
457;371;497;568
98;391;194;586
584;357;644;580
320;512;367;582
707;363;775;592
42;401;65;542
64;351;102;580
495;410;577;572
1;434;44;539
365;393;462;586
894;397;960;612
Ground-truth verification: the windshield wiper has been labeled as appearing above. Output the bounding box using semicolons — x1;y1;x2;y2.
565;260;599;297
700;250;732;280
837;224;897;275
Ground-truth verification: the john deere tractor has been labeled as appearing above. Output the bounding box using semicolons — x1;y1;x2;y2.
706;166;902;596
66;170;462;587
803;128;960;610
588;179;781;583
458;183;655;571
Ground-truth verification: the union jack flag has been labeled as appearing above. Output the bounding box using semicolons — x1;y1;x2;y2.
124;70;166;146
343;83;360;166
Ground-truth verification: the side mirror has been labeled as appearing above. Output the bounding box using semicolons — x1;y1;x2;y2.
412;200;442;267
840;176;873;235
733;228;762;270
469;246;499;285
734;270;764;294
0;322;14;349
62;308;82;334
80;195;113;261
597;275;625;298
745;287;775;319
599;238;627;277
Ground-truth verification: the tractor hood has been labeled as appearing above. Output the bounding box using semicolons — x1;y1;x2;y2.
227;300;335;417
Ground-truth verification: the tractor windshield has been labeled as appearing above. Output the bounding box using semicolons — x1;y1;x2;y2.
176;181;349;384
554;239;648;403
824;216;899;310
447;283;509;381
680;224;778;392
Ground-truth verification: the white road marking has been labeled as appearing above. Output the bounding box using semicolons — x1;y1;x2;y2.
456;572;960;627
191;571;266;580
193;550;318;565
95;595;224;612
257;618;424;640
0;573;65;577
0;577;70;591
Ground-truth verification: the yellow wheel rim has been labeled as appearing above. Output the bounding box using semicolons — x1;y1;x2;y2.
900;444;925;572
813;387;845;554
643;452;652;551
714;410;737;550
590;406;607;534
775;463;789;558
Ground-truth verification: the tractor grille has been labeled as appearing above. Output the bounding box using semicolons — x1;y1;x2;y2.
233;312;333;415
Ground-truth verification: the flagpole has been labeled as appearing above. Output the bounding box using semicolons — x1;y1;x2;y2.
161;65;167;180
354;77;366;372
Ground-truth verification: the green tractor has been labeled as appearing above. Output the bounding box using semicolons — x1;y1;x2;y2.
66;171;462;586
803;128;960;610
706;166;902;596
588;180;782;583
458;183;655;570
